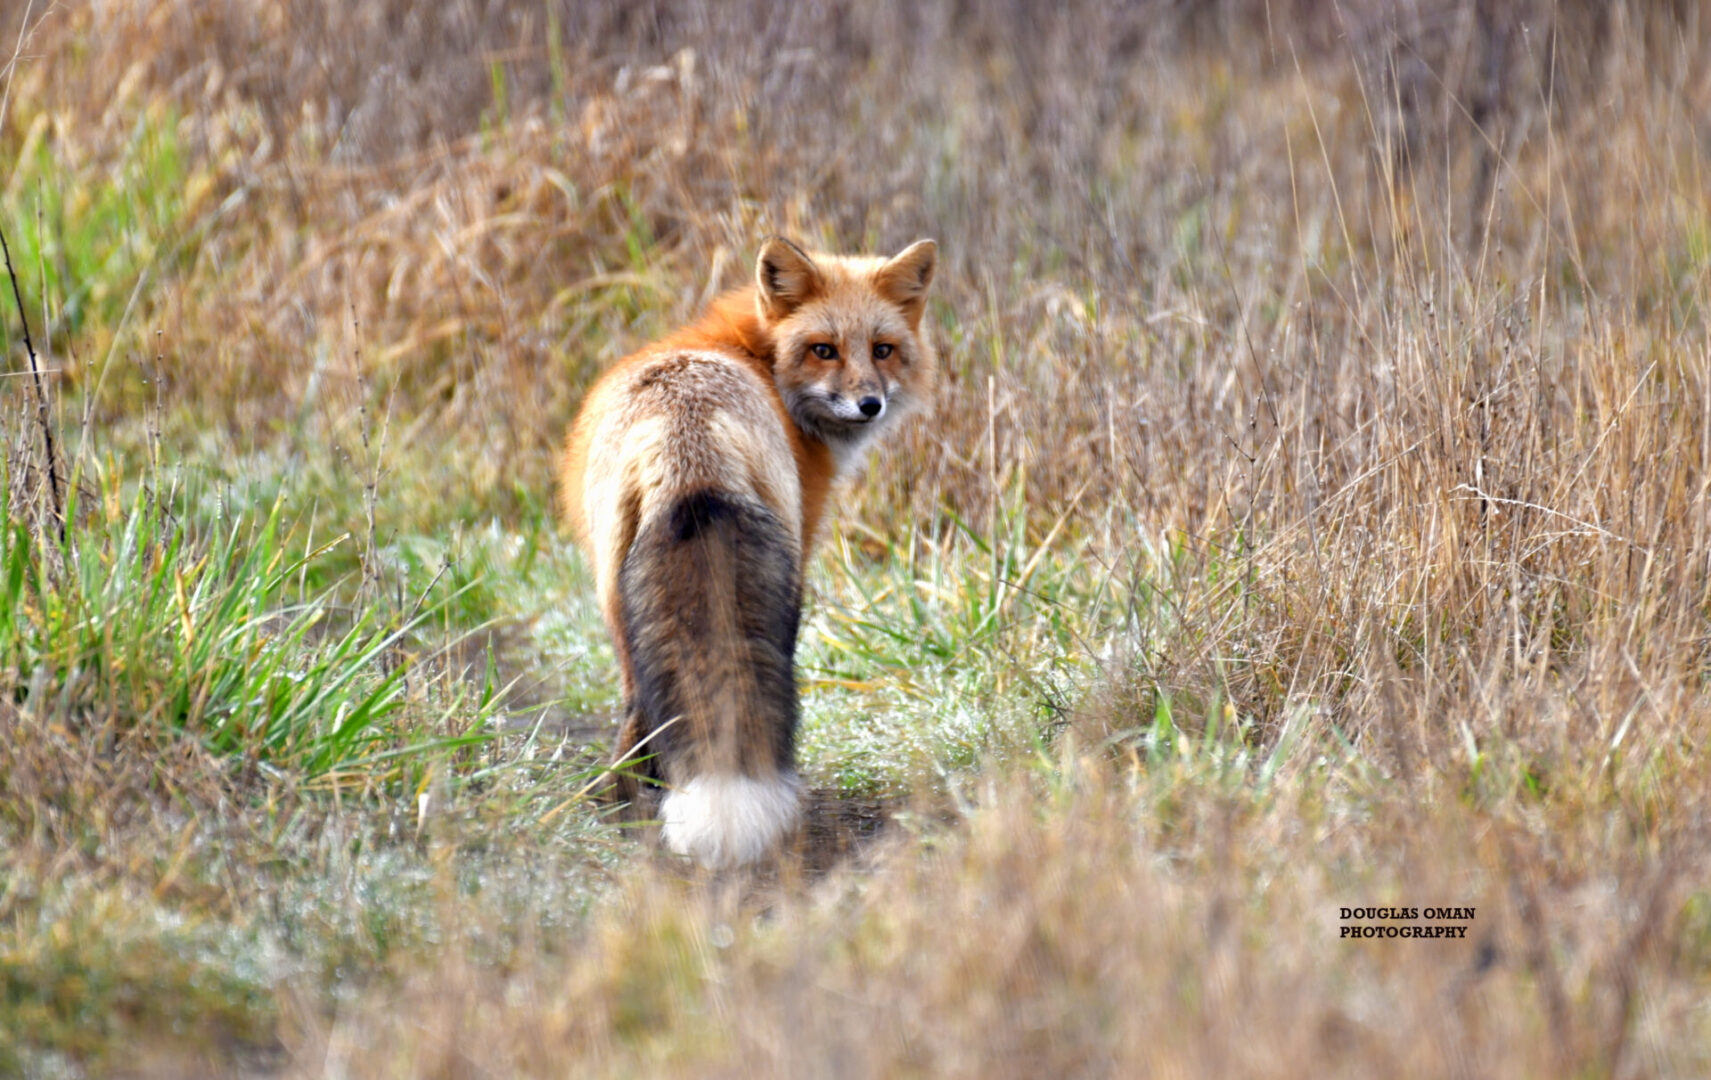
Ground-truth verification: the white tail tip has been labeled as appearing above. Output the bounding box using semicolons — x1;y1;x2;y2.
661;772;802;869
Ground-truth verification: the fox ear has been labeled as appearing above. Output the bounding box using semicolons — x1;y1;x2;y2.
756;237;822;321
875;239;937;326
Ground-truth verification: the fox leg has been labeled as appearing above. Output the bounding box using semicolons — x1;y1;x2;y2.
604;703;647;810
590;485;650;808
599;583;658;810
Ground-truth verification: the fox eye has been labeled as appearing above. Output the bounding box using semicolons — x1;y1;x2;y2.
811;343;838;360
872;343;894;360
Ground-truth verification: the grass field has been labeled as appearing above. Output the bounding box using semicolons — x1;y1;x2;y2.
3;0;1711;1075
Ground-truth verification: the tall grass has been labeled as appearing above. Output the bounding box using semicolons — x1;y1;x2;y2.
0;458;499;778
2;0;1711;1075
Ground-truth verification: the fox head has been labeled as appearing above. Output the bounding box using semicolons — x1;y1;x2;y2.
754;237;938;463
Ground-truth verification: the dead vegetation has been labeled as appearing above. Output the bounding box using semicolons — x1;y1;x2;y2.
2;0;1711;1075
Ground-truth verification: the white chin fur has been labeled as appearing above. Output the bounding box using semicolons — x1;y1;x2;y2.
661;773;802;869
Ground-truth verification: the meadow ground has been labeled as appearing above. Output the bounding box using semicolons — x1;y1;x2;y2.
2;1;1710;1075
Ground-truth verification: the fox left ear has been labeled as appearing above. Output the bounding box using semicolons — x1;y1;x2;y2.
756;237;823;322
875;239;937;327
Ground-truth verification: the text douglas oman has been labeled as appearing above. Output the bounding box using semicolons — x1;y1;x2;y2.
1339;907;1476;939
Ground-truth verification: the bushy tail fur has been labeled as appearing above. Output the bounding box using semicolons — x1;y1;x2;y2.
618;490;802;868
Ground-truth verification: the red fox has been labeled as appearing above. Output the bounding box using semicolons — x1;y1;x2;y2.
559;237;939;867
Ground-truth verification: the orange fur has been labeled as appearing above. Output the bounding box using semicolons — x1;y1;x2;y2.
561;238;937;589
653;291;840;552
557;237;938;866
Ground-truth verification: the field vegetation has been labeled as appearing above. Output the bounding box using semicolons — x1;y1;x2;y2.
3;0;1710;1075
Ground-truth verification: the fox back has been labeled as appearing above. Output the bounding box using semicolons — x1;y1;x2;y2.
559;237;939;868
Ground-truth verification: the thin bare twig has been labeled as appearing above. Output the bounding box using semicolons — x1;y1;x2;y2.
0;220;63;543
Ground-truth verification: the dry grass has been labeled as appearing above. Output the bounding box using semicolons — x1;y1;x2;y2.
3;0;1711;1075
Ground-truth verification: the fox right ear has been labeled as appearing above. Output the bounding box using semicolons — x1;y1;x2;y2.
756;237;822;321
875;239;937;328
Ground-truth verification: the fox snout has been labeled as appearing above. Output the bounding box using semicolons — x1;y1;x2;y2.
838;363;886;422
823;389;885;423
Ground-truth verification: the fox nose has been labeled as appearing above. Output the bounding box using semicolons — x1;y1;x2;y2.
858;396;883;418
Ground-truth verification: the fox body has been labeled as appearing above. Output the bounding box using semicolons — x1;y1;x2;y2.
560;237;938;867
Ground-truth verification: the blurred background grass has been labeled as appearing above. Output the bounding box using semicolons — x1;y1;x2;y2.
2;0;1711;1075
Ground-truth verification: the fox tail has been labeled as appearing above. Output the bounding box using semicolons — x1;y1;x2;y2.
618;490;803;868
